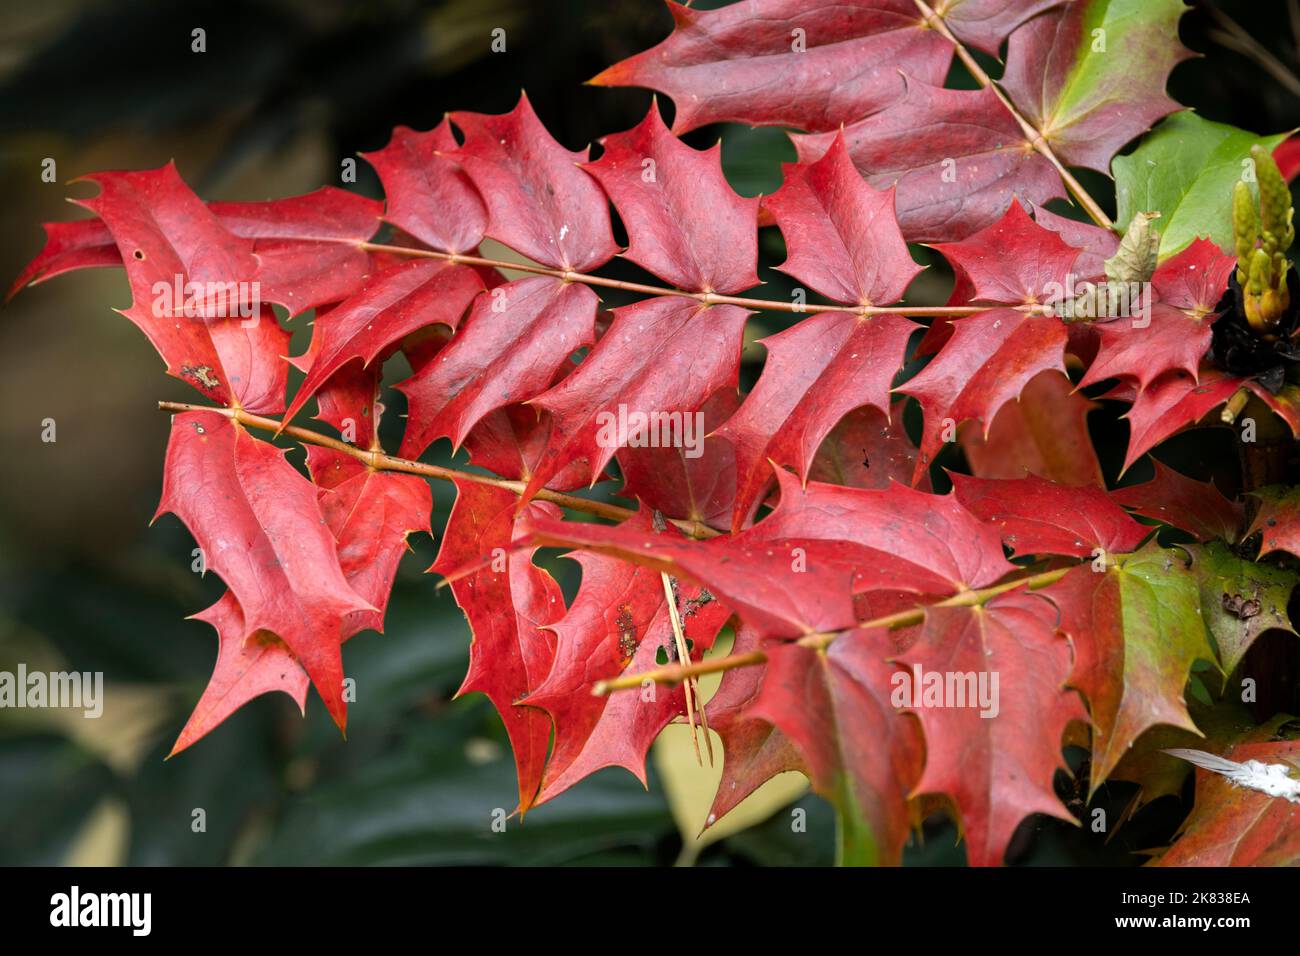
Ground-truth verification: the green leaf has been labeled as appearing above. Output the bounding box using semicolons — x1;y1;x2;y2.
1189;541;1297;676
1113;112;1289;257
1046;544;1221;791
1001;0;1190;172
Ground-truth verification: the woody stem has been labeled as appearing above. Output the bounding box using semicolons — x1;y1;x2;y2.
591;564;1074;694
156;400;718;537
356;242;1041;318
912;0;1115;231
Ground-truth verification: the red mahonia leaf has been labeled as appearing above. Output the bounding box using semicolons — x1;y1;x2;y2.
527;474;1011;637
283;259;484;425
617;389;740;530
9;217;122;297
1246;486;1300;560
792;83;1065;242
522;297;750;499
1031;204;1120;280
1113;459;1244;543
960;370;1104;486
73;165;274;407
431;481;566;812
713;134;921;525
950;472;1149;558
396;277;598;459
1155;740;1300;866
451;93;617;271
289;314;385;455
898;204;1083;478
170;594;309;757
899;590;1085;866
11;185;380;308
172;449;431;755
1109;367;1243;474
935;200;1082;305
590;0;952;134
317;462;432;635
715;310;916;529
702;626;806;828
522;510;731;803
362;120;487;254
202;188;382;314
583;103;759;294
763;133;922;306
157;412;373;729
750;630;924;865
757;471;1014;592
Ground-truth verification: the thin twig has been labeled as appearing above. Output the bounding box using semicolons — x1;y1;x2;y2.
356;241;1035;318
156;400;720;536
1201;2;1300;98
912;0;1115;231
592;564;1074;694
662;571;707;765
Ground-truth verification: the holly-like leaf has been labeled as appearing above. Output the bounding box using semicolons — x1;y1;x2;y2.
1000;0;1191;173
523;510;731;804
1247;486;1300;561
960;370;1104;486
171;452;431;755
750;630;924;866
764;133;922;306
523;470;1015;639
716;310;916;529
317;464;432;635
1044;545;1218;790
361;120;487;255
1110;366;1243;474
1155;740;1300;866
12;186;381;309
431;481;567;812
900;204;1085;483
283;259;484;426
950;472;1149;559
451;93;618;272
70;165;288;408
202;188;383;315
1113;112;1289;256
899;589;1086;866
1112;459;1243;543
522;297;750;500
792;82;1065;242
1188;541;1296;676
170;593;309;757
703;626;806;828
396;277;599;459
589;0;953;135
583;103;759;294
157;412;373;730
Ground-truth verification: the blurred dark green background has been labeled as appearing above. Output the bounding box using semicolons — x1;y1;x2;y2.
0;0;1295;867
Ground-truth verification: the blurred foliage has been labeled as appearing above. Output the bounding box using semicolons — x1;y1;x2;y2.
0;0;1296;867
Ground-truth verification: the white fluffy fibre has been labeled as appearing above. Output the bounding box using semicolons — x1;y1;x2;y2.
1163;748;1300;803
